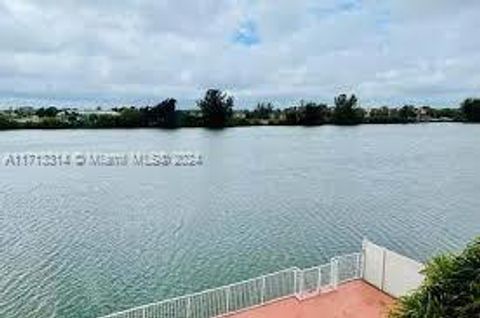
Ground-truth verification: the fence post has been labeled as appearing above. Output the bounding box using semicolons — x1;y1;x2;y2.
316;266;322;294
293;269;304;299
293;269;298;296
330;258;338;289
381;248;387;291
299;270;304;298
360;238;367;279
356;253;361;279
225;286;230;313
142;307;146;318
186;297;191;318
261;276;266;304
297;270;304;300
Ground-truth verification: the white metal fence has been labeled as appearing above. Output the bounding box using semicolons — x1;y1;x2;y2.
99;252;362;318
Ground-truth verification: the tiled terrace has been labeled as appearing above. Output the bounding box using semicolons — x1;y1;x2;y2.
226;280;395;318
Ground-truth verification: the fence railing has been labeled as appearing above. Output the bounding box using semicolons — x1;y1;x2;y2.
99;252;362;318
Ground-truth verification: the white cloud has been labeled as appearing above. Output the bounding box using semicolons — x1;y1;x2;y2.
0;0;479;108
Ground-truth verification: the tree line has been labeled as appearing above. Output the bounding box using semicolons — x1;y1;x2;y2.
1;89;480;129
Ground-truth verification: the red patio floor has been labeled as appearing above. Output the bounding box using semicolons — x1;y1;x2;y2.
226;280;395;318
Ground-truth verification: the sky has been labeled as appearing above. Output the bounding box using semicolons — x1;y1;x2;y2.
0;0;479;109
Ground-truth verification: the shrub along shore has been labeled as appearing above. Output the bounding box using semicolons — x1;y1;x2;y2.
1;90;479;130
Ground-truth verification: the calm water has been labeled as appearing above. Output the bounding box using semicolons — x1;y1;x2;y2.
1;124;479;318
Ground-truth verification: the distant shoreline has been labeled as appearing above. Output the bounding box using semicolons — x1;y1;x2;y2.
0;106;467;130
1;92;479;129
0;119;472;132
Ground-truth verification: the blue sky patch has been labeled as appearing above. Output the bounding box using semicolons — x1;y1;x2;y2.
312;0;362;19
338;0;361;12
232;19;260;46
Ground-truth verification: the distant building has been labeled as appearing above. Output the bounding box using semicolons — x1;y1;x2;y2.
17;106;35;115
185;110;203;118
15;115;41;123
233;111;247;119
77;109;120;116
416;107;432;122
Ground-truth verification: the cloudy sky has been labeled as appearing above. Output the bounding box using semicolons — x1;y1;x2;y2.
0;0;479;108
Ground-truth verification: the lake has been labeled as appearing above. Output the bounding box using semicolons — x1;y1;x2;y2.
1;124;479;318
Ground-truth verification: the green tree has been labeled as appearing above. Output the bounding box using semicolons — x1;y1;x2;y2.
299;102;328;125
138;99;177;127
283;107;300;125
461;98;480;122
398;105;417;123
148;98;177;128
0;113;17;129
38;116;67;128
251;102;274;120
390;237;480;318
176;110;203;127
36;106;59;117
197;89;234;127
368;106;395;123
435;108;461;120
95;115;118;128
118;108;141;127
332;94;363;124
